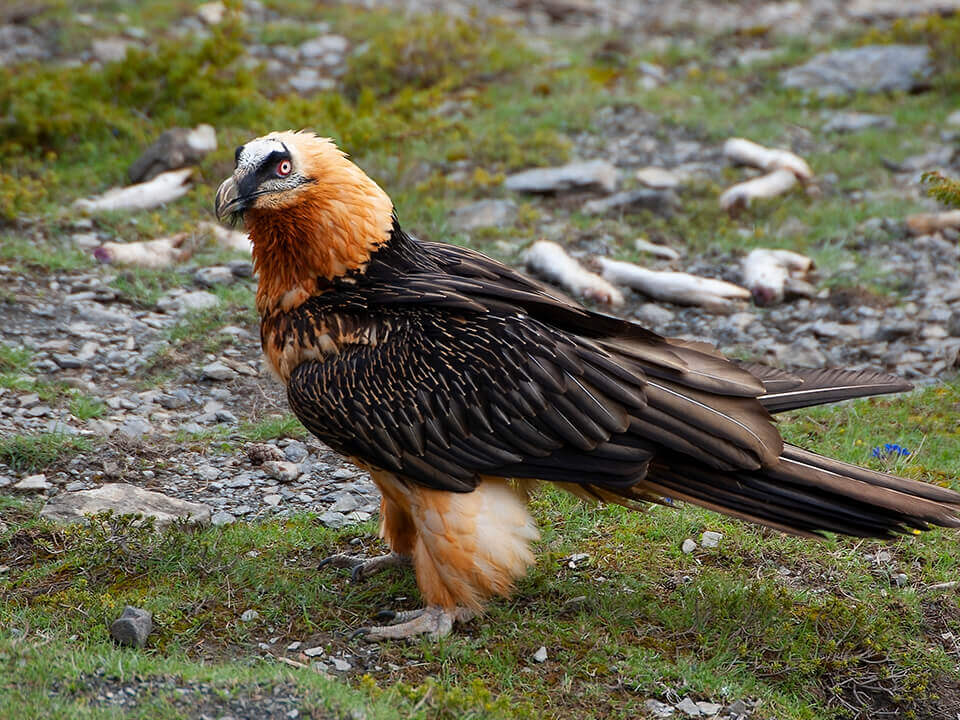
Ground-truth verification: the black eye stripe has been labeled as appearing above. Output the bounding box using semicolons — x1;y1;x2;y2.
256;150;292;180
234;146;243;165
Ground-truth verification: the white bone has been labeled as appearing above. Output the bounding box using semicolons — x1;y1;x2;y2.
74;168;193;212
596;257;749;309
742;248;814;306
198;221;252;254
93;233;192;268
905;210;960;236
719;168;797;212
723;138;813;182
524;241;624;306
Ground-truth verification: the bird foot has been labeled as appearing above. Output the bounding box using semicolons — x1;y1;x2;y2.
353;606;475;641
318;551;410;582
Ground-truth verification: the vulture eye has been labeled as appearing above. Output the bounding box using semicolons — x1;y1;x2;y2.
277;159;292;177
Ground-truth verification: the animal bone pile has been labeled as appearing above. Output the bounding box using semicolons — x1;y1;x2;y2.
524;240;814;310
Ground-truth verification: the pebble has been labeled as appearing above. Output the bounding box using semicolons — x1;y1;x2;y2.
202;361;238;381
110;606;153;648
263;460;300;483
318;510;347;529
635;166;681;189
330;657;351;672
696;701;722;715
211;511;236;526
240;609;259;622
505;159;618;194
781;45;932;96
450;199;518;231
700;531;722;548
303;646;324;657
644;699;675;717
893;573;909;587
531;646;548;663
681;538;697;554
582;188;677;216
676;697;701;717
14;474;51;492
158;290;220;315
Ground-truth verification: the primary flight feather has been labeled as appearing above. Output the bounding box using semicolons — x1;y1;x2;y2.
216;131;960;640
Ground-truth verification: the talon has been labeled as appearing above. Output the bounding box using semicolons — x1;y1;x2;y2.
375;609;397;622
349;627;370;641
350;564;367;583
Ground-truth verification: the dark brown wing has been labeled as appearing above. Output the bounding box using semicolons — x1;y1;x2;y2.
285;284;782;495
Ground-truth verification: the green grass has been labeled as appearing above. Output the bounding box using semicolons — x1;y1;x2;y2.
0;432;92;473
68;394;107;421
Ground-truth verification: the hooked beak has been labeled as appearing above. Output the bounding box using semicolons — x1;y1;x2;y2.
214;174;244;222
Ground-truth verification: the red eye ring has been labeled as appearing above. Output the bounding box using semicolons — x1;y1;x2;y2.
277;159;292;177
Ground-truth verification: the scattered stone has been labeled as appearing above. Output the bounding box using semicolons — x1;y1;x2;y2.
634;303;676;326
505;159;618;194
14;474;51;492
644;699;675;718
947;109;960;127
822;112;895;133
263;494;282;507
893;572;909;587
263;460;300;483
781;45;932;96
283;441;308;463
700;531;722;548
240;609;259;622
194;266;235;286
582;188;677;215
92;37;131;63
196;1;226;24
211;511;236;526
288;68;336;95
330;657;351;672
531;646;548;663
159;290;219;315
40;484;211;528
110;606;153;648
318;510;347;529
118;417;152;440
303;646;324;657
450;199;518;231
681;538;697;554
635;166;680;189
677;697;702;717
202;361;238;381
726;699;748;716
697;701;723;715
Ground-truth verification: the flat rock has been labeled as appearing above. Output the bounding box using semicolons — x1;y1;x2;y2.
194;266;235;286
644;699;675;717
450;199;517;231
288;67;336;95
128;125;217;183
700;531;722;548
822;111;895;133
158;290;219;315
582;188;677;215
635;166;681;189
92;37;131;63
14;474;50;492
681;538;697;554
781;45;932;96
40;483;211;528
202;361;237;381
677;697;702;717
505;160;617;194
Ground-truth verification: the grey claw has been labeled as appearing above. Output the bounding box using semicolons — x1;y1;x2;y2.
375;609;397;622
349;627;370;641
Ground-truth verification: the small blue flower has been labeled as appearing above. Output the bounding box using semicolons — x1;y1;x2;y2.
871;443;911;459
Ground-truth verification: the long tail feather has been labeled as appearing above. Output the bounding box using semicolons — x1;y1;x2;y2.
639;446;960;538
749;366;913;413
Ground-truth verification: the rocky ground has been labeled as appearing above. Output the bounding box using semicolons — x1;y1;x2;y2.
3;1;960;719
